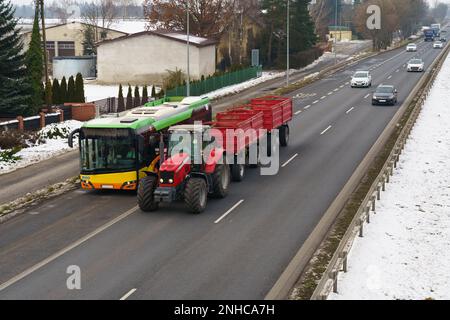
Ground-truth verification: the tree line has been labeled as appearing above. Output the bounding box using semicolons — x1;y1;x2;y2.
116;84;165;112
45;74;86;106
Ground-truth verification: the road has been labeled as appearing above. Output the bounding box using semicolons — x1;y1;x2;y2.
0;36;446;299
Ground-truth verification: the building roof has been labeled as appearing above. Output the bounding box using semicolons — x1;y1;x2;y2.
97;30;218;48
22;21;128;36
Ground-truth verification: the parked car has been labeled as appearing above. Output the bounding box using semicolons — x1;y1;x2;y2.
372;85;398;106
407;58;425;72
351;71;372;88
406;43;417;52
433;41;444;48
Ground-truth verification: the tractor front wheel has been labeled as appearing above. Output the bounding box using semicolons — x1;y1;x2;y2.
184;177;208;214
137;175;159;212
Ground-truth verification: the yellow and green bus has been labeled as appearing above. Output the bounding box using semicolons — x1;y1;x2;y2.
68;96;211;191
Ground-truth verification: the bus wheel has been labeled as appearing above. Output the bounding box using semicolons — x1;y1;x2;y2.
137;175;159;212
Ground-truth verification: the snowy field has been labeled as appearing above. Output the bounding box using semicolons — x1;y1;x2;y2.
329;53;450;300
0;120;82;175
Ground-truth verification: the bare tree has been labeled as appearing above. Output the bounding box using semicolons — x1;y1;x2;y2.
82;0;119;42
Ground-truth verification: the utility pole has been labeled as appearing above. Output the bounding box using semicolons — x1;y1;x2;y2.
334;0;338;65
186;0;190;97
40;0;49;84
286;0;290;85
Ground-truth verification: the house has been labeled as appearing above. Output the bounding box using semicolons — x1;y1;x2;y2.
21;21;128;61
96;30;217;85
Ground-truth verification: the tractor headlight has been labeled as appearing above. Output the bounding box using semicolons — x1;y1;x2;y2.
169;179;174;184
160;178;164;183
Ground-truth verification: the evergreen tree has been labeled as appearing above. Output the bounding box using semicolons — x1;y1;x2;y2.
25;3;44;114
44;79;52;106
290;0;317;52
52;79;60;105
126;84;133;109
82;25;96;55
142;85;149;104
60;76;67;103
0;0;32;116
75;73;85;102
151;85;156;98
117;84;125;112
134;85;140;107
67;76;75;102
158;89;165;99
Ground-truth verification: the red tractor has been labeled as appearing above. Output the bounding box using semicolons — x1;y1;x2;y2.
137;125;231;213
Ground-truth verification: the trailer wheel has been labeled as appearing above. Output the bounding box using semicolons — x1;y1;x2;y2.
184;177;207;214
212;161;230;198
137;175;159;212
280;125;289;147
231;164;245;182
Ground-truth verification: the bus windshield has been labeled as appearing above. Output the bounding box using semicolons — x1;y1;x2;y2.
80;129;138;173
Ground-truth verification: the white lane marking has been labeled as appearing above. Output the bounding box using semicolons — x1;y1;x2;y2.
346;107;355;114
214;200;244;224
0;206;139;292
387;75;392;79
396;69;400;72
340;85;344;88
364;93;370;99
295;110;302;115
282;153;299;168
312;100;319;104
120;288;137;300
320;125;332;135
345;81;350;85
304;104;311;109
328;92;333;95
333;88;339;92
320;96;326;100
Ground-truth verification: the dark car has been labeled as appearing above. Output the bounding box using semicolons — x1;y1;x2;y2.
440;37;447;42
372;85;398;106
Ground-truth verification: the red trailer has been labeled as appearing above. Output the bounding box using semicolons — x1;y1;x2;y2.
137;96;293;213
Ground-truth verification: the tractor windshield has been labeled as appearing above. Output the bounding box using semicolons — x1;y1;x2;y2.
79;128;139;173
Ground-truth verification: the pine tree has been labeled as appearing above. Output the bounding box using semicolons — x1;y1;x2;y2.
126;84;133;110
134;85;140;107
25;3;44;114
75;73;85;102
158;89;165;99
60;76;67;103
52;78;60;105
151;85;156;98
0;0;32;116
142;85;149;104
82;25;96;55
290;0;317;52
67;76;75;102
117;84;125;112
44;79;52;106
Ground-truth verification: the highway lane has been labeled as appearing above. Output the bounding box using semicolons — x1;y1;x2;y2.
0;36;447;299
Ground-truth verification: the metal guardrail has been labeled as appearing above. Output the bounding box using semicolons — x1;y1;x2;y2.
311;41;450;300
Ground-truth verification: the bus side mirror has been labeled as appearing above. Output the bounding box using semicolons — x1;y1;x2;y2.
68;128;81;148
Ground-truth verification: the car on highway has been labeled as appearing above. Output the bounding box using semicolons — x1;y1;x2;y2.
433;41;444;49
440;37;447;42
406;43;417;52
351;71;372;88
407;58;425;72
372;85;398;106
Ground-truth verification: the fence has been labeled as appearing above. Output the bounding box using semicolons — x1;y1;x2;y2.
0;112;64;132
310;40;450;300
166;66;263;97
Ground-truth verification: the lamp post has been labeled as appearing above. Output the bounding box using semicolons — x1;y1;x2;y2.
334;0;338;65
40;0;49;84
186;0;191;97
286;0;290;85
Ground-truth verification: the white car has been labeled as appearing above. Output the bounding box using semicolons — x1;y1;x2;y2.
433;41;444;49
407;58;425;72
406;43;417;52
351;71;372;88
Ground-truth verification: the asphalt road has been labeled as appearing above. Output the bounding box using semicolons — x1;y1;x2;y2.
0;36;447;300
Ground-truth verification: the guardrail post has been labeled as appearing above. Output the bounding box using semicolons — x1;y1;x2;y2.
382;177;386;191
377;185;381;200
386;171;390;183
359;220;364;237
366;206;370;223
330;270;338;293
341;251;348;273
371;196;376;212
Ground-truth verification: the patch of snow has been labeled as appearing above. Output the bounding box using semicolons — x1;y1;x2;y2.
0;120;82;175
329;53;450;300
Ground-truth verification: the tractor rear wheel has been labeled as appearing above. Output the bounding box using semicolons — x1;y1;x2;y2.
231;164;245;182
137;175;159;212
212;162;230;198
184;177;208;214
280;125;289;147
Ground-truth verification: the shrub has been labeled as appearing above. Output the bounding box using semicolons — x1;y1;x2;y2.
163;68;185;90
0;147;21;163
0;130;41;149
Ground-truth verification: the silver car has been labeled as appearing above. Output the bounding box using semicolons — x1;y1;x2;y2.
351;71;372;88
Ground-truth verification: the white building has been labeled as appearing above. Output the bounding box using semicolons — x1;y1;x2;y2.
96;30;217;85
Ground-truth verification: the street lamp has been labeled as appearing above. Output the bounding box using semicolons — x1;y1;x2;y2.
334;0;338;65
286;0;290;85
186;1;191;97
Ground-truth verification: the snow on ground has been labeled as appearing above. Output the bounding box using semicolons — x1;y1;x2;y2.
0;120;82;175
329;53;450;300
